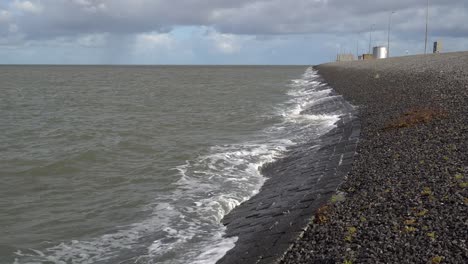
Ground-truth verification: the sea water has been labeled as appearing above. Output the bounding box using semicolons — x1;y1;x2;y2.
0;66;340;264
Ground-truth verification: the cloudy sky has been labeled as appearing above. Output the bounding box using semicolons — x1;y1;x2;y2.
0;0;467;64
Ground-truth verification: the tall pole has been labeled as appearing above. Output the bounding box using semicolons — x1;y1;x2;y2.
356;31;360;58
369;24;374;54
424;0;429;54
387;11;395;58
356;37;359;58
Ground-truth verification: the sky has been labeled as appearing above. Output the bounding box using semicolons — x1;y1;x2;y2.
0;0;467;65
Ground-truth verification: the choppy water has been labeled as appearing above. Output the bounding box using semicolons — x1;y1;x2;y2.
0;66;340;264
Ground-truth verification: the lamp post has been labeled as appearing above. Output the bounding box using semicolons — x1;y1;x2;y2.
387;11;395;58
369;24;375;54
356;37;359;59
424;0;429;54
356;31;361;59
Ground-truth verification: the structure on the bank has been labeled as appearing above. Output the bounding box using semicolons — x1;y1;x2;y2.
361;54;374;60
336;53;355;62
433;41;442;53
373;46;388;59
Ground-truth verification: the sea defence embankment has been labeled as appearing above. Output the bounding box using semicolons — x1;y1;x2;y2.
282;52;468;263
217;69;361;264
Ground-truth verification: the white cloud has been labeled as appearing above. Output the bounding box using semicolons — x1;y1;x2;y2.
72;0;107;13
13;0;43;14
136;33;175;50
0;10;11;23
209;33;242;54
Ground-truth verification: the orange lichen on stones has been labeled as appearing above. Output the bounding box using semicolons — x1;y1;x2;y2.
431;256;443;264
314;205;330;224
384;108;447;130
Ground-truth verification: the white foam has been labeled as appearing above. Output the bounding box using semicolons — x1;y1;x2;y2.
190;236;238;264
143;67;343;263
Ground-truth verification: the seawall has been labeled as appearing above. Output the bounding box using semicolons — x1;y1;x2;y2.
283;52;468;263
217;71;361;264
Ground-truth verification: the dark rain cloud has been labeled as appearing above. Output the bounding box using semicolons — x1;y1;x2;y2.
1;0;467;42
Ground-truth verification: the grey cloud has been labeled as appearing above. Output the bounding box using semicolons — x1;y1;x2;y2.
211;0;468;36
9;0;255;39
2;0;467;42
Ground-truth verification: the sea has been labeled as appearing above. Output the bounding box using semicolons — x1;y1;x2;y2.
0;66;341;264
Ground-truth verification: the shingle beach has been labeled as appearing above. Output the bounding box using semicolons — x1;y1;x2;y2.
282;52;468;263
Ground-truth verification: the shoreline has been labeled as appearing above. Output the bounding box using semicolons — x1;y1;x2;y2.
217;70;360;264
283;52;468;263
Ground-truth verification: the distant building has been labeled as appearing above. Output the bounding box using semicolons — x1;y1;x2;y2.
433;41;442;53
373;46;388;59
362;54;374;60
336;53;355;62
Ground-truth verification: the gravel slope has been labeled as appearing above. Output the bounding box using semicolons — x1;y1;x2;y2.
282;52;468;264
